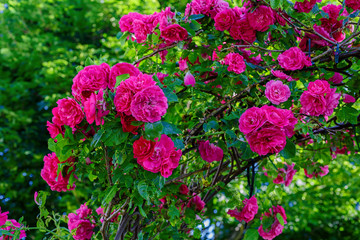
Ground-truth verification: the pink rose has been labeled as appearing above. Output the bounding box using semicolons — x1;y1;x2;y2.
343;94;356;103
68;204;95;240
198;140;224;163
72;63;110;101
300;91;327;116
179;184;189;195
41;153;75;192
278;47;312;71
239;107;267;135
133;19;151;43
265;80;291;105
214;8;235;31
346;0;360;10
0;208;9;226
131;85;168;123
118;12;145;32
261;105;292;128
308;79;331;95
160;24;188;42
229;17;257;43
304;163;329;178
223;53;246;74
185;0;229;19
133;136;156;162
46;121;63;139
247;5;275;32
227;196;258;223
324;88;340;116
322;4;348;19
187;194;205;211
273;163;297;187
114;81;134;115
53;98;84;127
109;63;141;89
328;72;343;84
83;89;109;126
258;205;287;240
294;0;321;13
126;73;156;93
138;135;181;178
184;72;196;87
179;58;188;71
247;126;286;156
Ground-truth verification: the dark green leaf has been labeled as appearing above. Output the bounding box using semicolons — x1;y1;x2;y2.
276;213;285;226
137;180;149;200
162;121;181;135
144;122;163;140
244;229;259;240
280;139;296;159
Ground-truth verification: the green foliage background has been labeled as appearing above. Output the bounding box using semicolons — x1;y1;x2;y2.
1;0;359;239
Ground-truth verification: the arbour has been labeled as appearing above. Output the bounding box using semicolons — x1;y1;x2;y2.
1;0;360;239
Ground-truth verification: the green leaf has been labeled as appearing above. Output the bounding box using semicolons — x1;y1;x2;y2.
103;186;117;204
270;0;281;9
144;122;163;140
137;180;149;200
88;172;98;182
163;88;179;102
76;65;84;72
338;106;358;124
190;20;201;31
193;228;201;239
91;129;104;147
103;128;129;146
276;213;285;226
115;74;130;88
174;138;185;150
244;229;259;240
203;120;219;132
153;176;166;190
85;57;94;66
120;32;130;45
162;121;181;135
280;139;296;159
168;204;180;220
188;14;204;20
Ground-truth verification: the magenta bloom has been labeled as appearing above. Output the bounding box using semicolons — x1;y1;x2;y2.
343;94;356;103
179;184;189;195
247;5;275;32
273;163;297;187
83;89;109;126
109;63;141;89
1;219;26;239
346;0;360;10
198;140;223;163
223;53;246;74
271;70;296;82
161;24;188;42
214;8;235;31
328;72;343;84
46;121;63;139
278;47;312;71
41;153;75;192
247;126;286;156
0;208;9;226
71;63;110;101
187;194;205;211
258;205;287;240
229;17;256;43
294;0;321;13
265;80;291;105
304;163;329;178
324;88;341;116
308;80;330;95
239;107;267;135
68;203;95;240
52;98;84;127
227;196;258;223
185;0;229;19
179;58;188;71
184;72;196;87
119;12;145;32
131;85;168;123
137;135;182;178
300;91;327;116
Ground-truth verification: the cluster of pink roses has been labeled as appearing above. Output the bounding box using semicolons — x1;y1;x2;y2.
227;196;258;223
114;72;168;123
198;140;223;163
41;152;75;192
119;7;188;44
68;203;95;240
346;0;360;10
133;135;182;178
239;105;298;156
0;208;26;240
211;1;286;44
294;0;322;13
185;0;229;19
258;205;287;240
265;163;297;187
300;80;340;116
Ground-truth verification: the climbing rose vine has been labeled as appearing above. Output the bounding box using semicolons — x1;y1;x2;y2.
3;0;358;239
